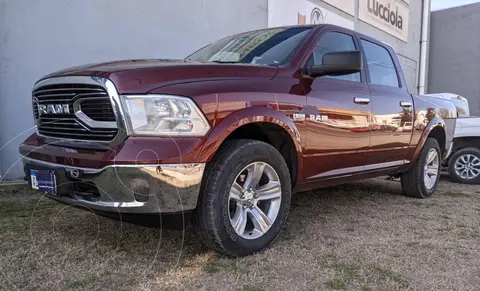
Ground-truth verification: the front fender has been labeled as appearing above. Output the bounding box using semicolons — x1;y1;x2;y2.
197;106;303;171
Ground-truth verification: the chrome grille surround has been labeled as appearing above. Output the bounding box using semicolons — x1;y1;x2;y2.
33;76;127;145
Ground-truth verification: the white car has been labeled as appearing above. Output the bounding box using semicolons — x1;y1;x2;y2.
402;122;413;132
425;93;480;184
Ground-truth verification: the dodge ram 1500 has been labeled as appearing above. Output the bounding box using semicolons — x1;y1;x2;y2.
21;25;456;256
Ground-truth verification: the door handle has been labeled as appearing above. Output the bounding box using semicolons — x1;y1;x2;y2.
400;101;412;107
354;97;370;104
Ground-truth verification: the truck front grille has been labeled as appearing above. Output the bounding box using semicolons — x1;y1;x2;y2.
79;98;116;122
33;83;118;142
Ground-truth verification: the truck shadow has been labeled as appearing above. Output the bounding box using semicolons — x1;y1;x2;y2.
51;177;405;252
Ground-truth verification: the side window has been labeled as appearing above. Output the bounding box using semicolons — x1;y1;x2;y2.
309;32;361;82
361;40;399;87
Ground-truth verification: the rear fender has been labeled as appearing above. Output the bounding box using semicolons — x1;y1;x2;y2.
402;118;446;172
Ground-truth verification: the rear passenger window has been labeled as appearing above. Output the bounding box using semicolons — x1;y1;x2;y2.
361;40;399;87
310;32;361;82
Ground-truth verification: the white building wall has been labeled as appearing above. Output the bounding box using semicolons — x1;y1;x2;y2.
268;0;354;29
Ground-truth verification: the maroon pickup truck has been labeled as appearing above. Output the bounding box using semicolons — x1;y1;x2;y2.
21;25;456;256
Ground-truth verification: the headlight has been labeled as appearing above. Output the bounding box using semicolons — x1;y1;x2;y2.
121;95;210;136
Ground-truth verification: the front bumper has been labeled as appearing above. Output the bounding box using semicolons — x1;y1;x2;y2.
23;157;205;214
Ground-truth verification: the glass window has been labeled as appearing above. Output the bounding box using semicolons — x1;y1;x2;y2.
309;32;361;82
186;27;313;66
361;40;399;87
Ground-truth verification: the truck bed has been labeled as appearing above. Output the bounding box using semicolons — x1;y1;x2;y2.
455;117;480;138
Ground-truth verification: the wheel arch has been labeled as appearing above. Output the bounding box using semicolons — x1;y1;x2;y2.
198;107;303;186
428;125;447;157
451;136;480;152
409;118;447;168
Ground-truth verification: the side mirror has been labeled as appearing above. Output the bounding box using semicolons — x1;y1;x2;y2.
307;50;362;78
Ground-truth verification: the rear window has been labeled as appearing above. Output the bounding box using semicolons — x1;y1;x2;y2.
361;40;399;87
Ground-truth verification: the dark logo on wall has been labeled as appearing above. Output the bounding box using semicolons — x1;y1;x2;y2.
367;0;403;30
310;8;325;24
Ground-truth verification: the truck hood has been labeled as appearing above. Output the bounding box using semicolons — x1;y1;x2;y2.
40;59;278;93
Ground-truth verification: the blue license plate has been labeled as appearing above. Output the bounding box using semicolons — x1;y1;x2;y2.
30;170;57;195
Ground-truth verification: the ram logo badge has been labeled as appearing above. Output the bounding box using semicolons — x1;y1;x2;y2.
310;114;328;122
38;104;70;115
291;114;328;122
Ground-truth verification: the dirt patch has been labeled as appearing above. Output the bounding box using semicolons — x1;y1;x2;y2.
0;178;479;291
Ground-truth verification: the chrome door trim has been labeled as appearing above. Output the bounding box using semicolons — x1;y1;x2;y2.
308;160;407;179
308;165;365;179
364;160;407;171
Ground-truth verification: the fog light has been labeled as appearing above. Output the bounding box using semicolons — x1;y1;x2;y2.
131;178;150;202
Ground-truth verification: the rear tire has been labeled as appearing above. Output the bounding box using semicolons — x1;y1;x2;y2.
192;139;291;257
401;138;441;198
448;147;480;184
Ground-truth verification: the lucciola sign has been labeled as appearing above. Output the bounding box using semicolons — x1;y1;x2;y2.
359;0;409;42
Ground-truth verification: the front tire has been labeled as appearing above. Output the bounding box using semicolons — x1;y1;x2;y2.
192;139;291;257
448;147;480;184
401;138;441;198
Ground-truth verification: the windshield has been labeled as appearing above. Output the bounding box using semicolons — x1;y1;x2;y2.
186;27;313;66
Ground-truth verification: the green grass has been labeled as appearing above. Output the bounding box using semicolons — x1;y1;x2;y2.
243;285;263;291
442;191;470;198
324;262;359;290
0;179;474;290
409;200;425;206
372;266;409;289
0;195;59;236
202;259;222;274
325;278;346;290
202;257;243;274
324;261;410;290
0;185;30;195
332;263;358;279
69;278;89;289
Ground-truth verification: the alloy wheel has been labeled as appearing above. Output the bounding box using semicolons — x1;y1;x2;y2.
454;154;480;180
424;148;439;190
228;162;282;240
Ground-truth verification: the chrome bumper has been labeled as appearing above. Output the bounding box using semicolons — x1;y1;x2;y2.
23;157;205;214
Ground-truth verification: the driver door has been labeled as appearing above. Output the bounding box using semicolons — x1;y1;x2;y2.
302;30;372;182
